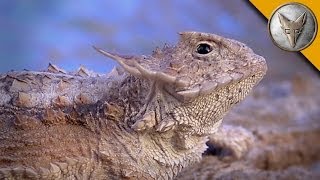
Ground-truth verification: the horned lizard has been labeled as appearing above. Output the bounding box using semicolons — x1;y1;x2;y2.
0;32;267;179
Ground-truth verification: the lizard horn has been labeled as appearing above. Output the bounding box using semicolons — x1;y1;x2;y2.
133;62;189;87
93;46;142;77
94;46;189;87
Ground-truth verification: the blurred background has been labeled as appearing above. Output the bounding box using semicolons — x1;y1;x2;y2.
0;0;317;80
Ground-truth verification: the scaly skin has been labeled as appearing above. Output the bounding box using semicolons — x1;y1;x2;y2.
0;32;267;179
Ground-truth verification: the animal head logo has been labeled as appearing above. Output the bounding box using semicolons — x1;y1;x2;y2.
278;12;307;47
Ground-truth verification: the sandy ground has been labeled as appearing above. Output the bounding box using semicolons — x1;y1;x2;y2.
177;73;320;180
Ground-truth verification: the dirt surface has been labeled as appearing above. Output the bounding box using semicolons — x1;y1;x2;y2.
177;74;320;180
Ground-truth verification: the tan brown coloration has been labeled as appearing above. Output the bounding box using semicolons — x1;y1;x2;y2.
207;125;255;160
52;95;71;107
0;32;267;179
104;102;124;121
177;76;320;179
47;63;66;74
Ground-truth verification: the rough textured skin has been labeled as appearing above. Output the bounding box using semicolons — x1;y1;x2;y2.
206;125;255;160
0;32;267;179
177;76;320;179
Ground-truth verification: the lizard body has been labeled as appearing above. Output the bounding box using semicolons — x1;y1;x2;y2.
0;32;267;179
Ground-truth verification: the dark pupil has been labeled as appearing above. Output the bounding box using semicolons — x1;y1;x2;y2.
196;43;212;54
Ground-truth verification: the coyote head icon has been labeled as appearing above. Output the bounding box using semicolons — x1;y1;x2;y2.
278;12;307;47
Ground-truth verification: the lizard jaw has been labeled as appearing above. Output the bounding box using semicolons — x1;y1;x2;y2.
175;56;267;102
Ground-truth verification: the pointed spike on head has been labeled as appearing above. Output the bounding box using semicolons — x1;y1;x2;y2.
93;46;142;77
157;72;190;87
94;45;190;87
133;60;156;77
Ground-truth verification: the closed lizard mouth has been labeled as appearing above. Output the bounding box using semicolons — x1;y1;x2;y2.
174;69;266;103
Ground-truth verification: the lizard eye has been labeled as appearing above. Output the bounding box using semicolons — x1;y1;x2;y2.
196;43;212;54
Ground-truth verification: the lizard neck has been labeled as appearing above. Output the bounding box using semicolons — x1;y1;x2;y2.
138;132;209;179
102;73;210;178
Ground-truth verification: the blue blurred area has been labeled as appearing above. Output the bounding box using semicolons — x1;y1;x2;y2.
0;0;315;78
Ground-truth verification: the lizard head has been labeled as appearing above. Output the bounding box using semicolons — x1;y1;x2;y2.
95;32;267;144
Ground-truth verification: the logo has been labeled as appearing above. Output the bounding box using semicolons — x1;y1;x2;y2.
268;2;317;51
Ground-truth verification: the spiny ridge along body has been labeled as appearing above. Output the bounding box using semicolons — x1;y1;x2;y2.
0;31;267;179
